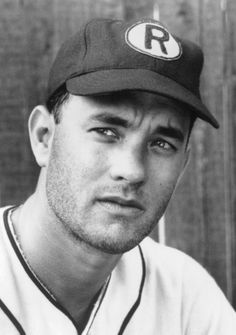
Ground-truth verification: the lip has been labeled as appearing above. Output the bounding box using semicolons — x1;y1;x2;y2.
97;196;145;211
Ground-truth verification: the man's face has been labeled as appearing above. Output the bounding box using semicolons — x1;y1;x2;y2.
46;91;190;254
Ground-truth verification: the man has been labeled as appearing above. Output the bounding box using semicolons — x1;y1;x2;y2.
0;17;235;334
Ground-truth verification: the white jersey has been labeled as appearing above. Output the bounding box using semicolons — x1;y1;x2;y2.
0;206;235;334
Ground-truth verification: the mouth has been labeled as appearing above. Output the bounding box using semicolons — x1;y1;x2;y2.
96;196;145;215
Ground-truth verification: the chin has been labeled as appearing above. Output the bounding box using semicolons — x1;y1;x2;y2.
69;216;157;254
91;240;140;255
83;230;150;255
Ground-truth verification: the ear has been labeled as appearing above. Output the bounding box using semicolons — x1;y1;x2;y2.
28;105;55;167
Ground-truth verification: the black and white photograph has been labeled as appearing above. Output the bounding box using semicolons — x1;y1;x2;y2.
0;0;236;334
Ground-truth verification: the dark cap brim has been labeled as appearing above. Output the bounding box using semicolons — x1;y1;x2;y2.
66;69;219;128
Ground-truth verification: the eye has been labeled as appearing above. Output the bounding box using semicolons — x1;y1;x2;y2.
150;139;176;152
91;127;119;140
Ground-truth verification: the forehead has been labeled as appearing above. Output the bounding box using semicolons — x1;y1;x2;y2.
62;91;191;131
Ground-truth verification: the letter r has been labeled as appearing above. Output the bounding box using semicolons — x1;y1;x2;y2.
145;24;169;55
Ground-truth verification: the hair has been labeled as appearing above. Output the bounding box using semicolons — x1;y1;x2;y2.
46;84;70;124
46;86;196;142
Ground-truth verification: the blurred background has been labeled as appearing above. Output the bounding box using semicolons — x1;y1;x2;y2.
0;0;235;308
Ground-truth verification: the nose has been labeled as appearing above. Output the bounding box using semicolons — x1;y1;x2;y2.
109;145;146;186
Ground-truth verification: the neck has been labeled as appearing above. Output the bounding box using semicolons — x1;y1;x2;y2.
11;191;121;325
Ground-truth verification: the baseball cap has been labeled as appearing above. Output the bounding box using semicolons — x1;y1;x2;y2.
47;17;219;128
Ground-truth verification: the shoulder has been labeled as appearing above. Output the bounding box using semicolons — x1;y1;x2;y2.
138;237;227;308
139;236;202;275
139;237;236;333
139;236;220;290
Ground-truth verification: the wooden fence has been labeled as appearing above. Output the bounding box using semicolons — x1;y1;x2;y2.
0;0;235;307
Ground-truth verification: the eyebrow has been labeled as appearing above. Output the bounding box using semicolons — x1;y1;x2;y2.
89;113;185;142
153;126;185;142
89;113;130;128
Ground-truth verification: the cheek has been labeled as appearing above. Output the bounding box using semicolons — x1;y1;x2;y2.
148;156;185;194
47;135;109;205
61;134;109;185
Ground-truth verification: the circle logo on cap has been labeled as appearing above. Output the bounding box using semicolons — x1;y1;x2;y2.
125;20;182;60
